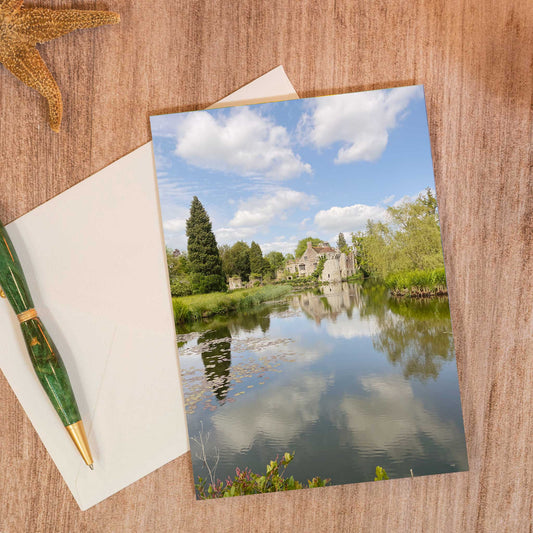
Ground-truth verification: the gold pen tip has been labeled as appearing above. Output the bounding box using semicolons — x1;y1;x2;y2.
89;463;94;470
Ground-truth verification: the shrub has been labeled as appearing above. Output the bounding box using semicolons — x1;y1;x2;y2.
170;277;193;297
190;273;227;295
374;466;389;481
195;452;330;499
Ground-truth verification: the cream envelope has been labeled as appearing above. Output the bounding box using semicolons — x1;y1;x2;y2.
0;66;298;510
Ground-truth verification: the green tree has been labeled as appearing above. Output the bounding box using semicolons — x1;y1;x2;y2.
166;248;193;296
357;220;395;279
186;196;226;293
266;251;285;277
294;237;322;259
386;188;443;272
223;241;251;281
249;241;264;275
262;257;273;279
354;189;444;279
166;248;184;280
218;244;231;274
337;232;347;251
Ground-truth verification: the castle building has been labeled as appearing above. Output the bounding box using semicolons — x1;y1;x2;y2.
284;240;356;282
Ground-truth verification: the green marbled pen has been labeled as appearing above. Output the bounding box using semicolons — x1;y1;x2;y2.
0;219;94;469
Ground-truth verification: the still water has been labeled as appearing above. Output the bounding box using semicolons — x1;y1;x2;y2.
177;283;468;489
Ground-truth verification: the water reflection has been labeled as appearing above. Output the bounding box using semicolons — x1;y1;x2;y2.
212;372;331;451
292;282;362;324
188;283;455;399
198;326;232;402
178;303;275;337
358;285;454;380
180;282;468;487
334;374;466;463
293;283;454;381
375;299;454;380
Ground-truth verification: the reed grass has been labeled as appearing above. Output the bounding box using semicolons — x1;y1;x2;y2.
384;267;448;297
172;284;292;325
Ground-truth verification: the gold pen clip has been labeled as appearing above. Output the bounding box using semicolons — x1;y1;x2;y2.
0;285;5;298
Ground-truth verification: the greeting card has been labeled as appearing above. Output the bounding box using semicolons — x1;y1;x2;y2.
150;85;469;499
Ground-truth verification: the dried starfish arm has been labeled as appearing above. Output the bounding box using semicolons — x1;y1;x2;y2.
0;33;62;130
0;1;119;131
13;8;120;43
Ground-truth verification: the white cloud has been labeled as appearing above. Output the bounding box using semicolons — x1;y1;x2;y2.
170;107;312;180
157;177;189;203
325;313;379;339
314;203;387;233
260;238;299;255
230;188;316;228
334;375;468;466
211;373;330;451
151;115;182;138
163;217;186;233
392;188;434;207
299;86;423;163
215;226;257;243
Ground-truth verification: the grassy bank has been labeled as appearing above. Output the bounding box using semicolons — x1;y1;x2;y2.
384;268;447;297
172;284;293;325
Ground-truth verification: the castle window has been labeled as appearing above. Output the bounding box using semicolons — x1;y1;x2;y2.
299;264;305;271
304;256;307;260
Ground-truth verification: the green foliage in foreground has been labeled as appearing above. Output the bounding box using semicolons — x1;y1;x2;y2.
384;267;447;296
374;466;389;481
196;454;391;499
172;284;292;324
196;452;330;499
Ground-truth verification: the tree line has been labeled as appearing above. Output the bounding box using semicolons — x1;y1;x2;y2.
352;188;445;283
168;190;442;298
168;197;296;297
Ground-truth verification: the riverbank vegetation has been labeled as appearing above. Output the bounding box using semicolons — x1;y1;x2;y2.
172;284;292;325
353;189;447;296
195;452;330;499
385;267;447;296
195;450;389;498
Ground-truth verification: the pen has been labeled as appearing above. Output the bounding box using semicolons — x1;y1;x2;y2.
0;220;94;469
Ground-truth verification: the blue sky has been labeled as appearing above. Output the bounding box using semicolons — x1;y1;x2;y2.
150;85;436;254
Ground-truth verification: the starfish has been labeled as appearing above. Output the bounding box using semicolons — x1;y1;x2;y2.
0;0;119;132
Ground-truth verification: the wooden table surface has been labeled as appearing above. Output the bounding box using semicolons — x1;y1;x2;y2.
1;1;531;531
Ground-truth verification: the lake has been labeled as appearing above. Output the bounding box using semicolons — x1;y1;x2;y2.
177;282;468;491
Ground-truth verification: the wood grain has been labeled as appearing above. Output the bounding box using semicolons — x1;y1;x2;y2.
1;0;531;531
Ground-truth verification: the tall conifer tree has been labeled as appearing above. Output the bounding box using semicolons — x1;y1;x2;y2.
186;197;225;292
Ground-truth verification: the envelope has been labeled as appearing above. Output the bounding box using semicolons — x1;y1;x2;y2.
0;66;299;510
